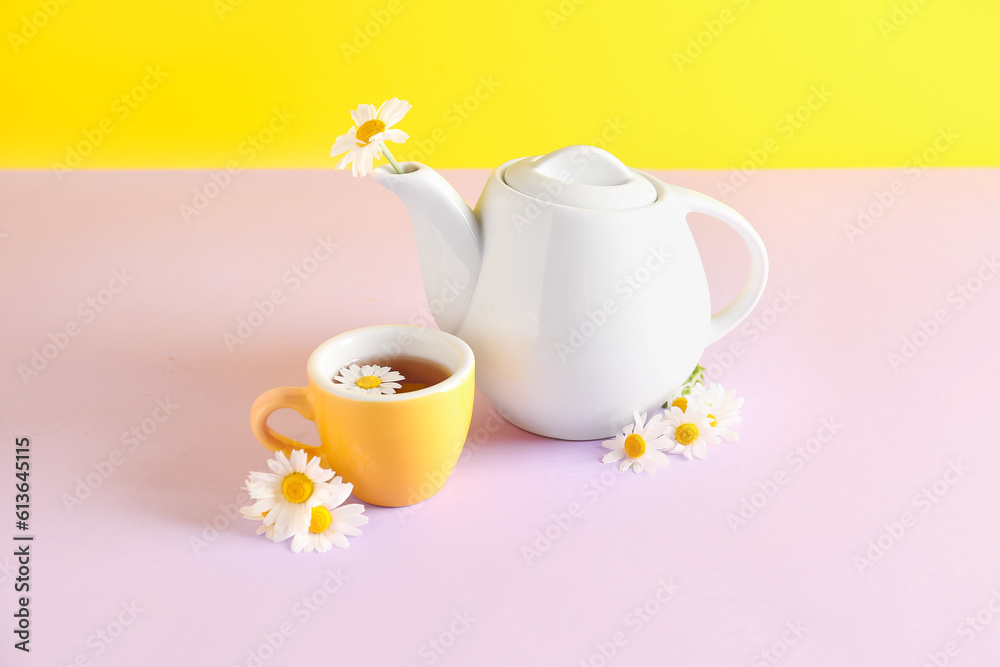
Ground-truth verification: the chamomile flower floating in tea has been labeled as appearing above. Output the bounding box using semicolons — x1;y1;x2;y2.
242;449;344;542
333;363;405;395
662;405;721;461
602;410;672;475
291;495;369;554
330;97;411;177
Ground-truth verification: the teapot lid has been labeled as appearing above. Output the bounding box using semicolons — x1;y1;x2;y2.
503;145;657;209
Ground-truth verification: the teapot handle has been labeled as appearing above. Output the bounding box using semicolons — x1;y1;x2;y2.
675;188;769;344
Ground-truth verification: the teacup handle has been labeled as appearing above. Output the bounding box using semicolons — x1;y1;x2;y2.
675;187;769;343
250;387;325;460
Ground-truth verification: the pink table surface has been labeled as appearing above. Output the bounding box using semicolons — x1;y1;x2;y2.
2;166;999;667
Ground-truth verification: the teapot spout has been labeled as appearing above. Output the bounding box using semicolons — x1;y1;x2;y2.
373;163;482;334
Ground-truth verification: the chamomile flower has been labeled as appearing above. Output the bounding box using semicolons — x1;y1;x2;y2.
291;492;369;554
333;363;405;395
663;364;707;412
689;382;743;442
665;388;691;413
602;410;672;474
242;449;345;542
663;405;720;460
239;505;278;541
330;98;411;177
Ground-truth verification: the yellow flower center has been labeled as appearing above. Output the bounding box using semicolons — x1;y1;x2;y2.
356;119;386;144
281;472;314;503
309;506;332;534
675;423;699;446
671;397;688;412
356;375;381;390
708;413;717;427
624;433;646;458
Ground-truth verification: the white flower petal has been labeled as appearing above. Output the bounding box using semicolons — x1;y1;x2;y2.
350;104;377;126
645;449;671;466
382;128;409;144
289;448;308;472
336;148;357;172
291;533;308;553
332;504;368;523
330;128;358;156
352;148;375;177
602;449;626;463
377;97;411;127
326;482;354;509
267;452;293;476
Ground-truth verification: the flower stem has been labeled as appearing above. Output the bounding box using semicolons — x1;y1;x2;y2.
380;142;404;175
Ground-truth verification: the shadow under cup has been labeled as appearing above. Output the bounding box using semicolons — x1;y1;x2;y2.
250;326;475;507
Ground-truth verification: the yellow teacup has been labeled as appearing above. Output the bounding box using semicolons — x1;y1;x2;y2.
250;325;475;507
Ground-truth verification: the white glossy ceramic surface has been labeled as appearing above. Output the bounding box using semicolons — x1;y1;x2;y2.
373;146;768;440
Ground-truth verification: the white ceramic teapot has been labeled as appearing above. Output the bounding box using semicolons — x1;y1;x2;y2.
373;145;767;440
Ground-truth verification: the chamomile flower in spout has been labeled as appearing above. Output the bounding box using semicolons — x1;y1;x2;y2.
330;98;411;177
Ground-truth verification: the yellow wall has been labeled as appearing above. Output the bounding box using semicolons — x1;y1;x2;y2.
2;0;998;170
